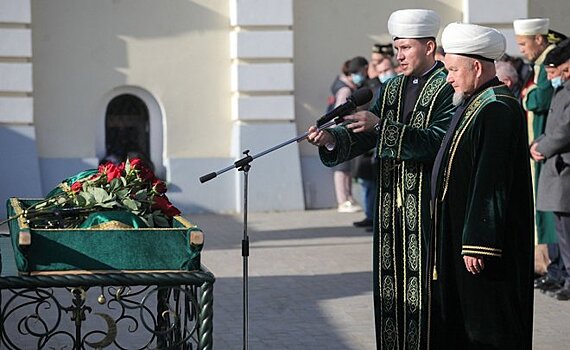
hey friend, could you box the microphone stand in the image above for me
[199,116,346,350]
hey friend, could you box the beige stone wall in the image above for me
[529,1,570,38]
[293,1,463,156]
[31,0,231,159]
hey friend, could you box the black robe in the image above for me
[320,63,455,349]
[430,79,534,349]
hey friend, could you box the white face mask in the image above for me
[379,72,396,83]
[551,76,563,89]
[351,73,366,86]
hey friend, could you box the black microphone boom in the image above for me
[316,87,373,127]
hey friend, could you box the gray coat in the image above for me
[536,80,570,213]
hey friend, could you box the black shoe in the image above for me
[544,286,563,297]
[554,288,570,301]
[535,276,563,291]
[353,218,373,228]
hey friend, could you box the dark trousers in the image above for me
[554,212,570,289]
[358,178,376,220]
[546,242,566,281]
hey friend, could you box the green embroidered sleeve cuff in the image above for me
[377,118,405,160]
[461,245,502,258]
[318,126,356,167]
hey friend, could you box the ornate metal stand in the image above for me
[0,270,214,350]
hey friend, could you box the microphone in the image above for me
[316,87,373,127]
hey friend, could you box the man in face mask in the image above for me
[347,56,369,88]
[530,38,570,301]
[376,58,397,84]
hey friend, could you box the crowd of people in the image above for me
[313,8,570,349]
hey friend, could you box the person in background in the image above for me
[531,39,570,300]
[326,57,367,213]
[495,60,520,91]
[498,53,530,98]
[435,45,445,61]
[375,58,397,84]
[354,52,398,229]
[514,17,559,279]
[307,9,455,348]
[432,22,534,348]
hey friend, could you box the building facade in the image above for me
[1,0,569,217]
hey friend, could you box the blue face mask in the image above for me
[551,76,563,89]
[379,72,396,83]
[351,73,365,86]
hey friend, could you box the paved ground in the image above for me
[191,209,570,350]
[2,209,570,349]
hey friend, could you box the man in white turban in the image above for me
[306,8,456,349]
[430,22,534,349]
[514,18,559,271]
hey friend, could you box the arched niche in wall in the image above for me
[96,86,166,179]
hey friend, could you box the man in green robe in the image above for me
[307,9,455,349]
[430,23,534,349]
[514,18,558,274]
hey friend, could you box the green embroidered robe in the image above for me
[431,82,534,349]
[320,67,455,349]
[522,44,557,244]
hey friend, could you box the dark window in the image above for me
[104,94,150,164]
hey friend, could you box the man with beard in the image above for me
[430,23,534,349]
[306,9,455,349]
[514,18,559,278]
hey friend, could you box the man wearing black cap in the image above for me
[531,39,570,300]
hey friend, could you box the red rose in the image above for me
[139,167,156,182]
[152,179,167,194]
[106,164,122,183]
[129,158,143,169]
[98,163,122,183]
[70,181,82,193]
[152,195,181,217]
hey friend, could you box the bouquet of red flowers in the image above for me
[6,158,181,229]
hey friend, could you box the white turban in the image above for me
[513,18,549,35]
[387,9,440,39]
[441,23,506,61]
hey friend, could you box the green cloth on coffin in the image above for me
[45,169,99,198]
[6,199,203,273]
[79,211,149,229]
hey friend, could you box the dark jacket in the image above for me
[536,79,570,213]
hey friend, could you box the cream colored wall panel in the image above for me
[0,97,33,123]
[0,63,32,92]
[31,0,231,159]
[0,29,32,57]
[230,31,293,59]
[463,0,527,24]
[0,0,31,23]
[232,63,294,92]
[230,0,293,26]
[497,28,520,57]
[529,0,570,37]
[232,95,294,120]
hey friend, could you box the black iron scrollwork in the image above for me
[0,271,214,350]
